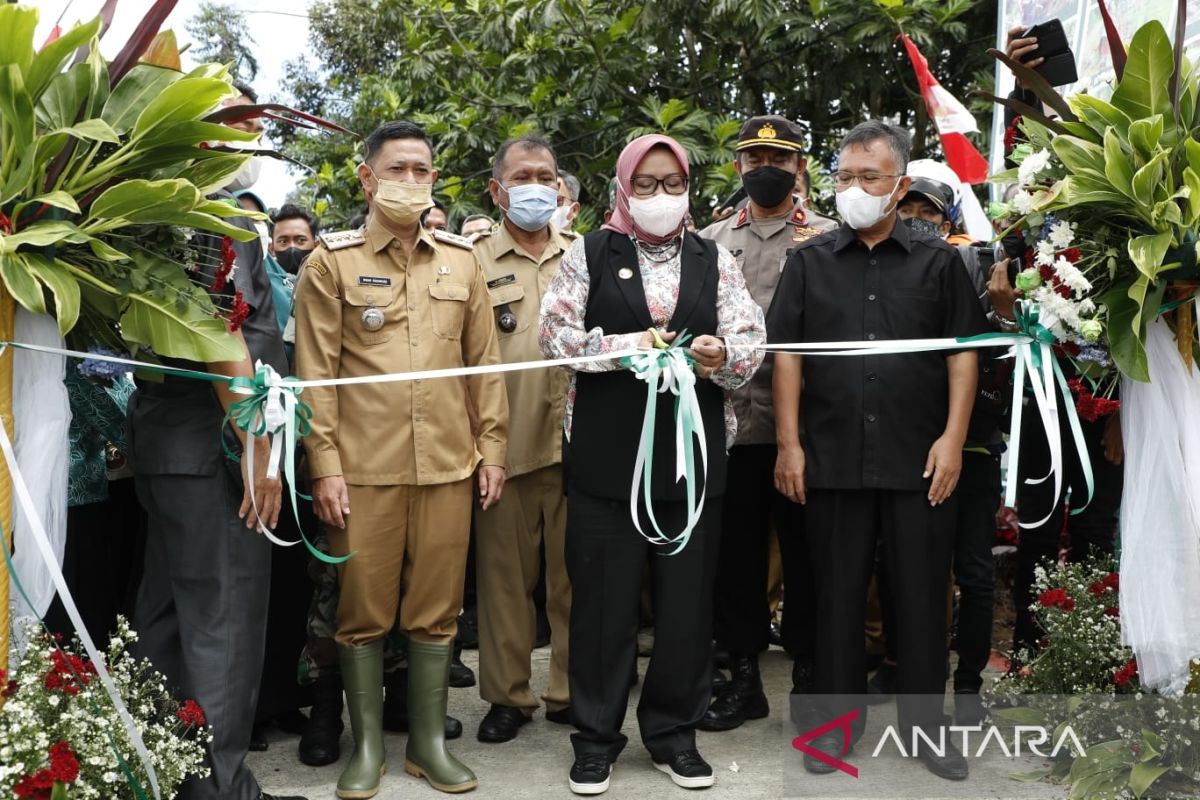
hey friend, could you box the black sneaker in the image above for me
[653,749,714,789]
[568,753,613,795]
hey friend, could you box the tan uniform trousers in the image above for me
[475,465,569,713]
[330,479,472,647]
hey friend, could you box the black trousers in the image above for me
[566,489,719,761]
[1013,411,1122,652]
[806,488,955,735]
[713,444,812,658]
[952,452,1001,692]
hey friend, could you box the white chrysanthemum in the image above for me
[1035,240,1057,266]
[1048,219,1075,248]
[1019,148,1052,184]
[1011,190,1035,214]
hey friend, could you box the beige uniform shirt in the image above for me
[474,223,573,478]
[699,201,837,445]
[293,215,508,486]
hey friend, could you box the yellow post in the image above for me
[0,285,14,673]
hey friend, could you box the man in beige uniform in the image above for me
[293,120,508,799]
[697,116,837,731]
[472,136,575,744]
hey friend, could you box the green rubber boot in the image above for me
[337,642,387,799]
[403,640,478,793]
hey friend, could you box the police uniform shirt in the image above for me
[293,214,508,486]
[700,200,836,446]
[474,223,572,477]
[765,220,988,492]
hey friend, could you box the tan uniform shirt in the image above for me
[293,215,508,486]
[474,222,572,477]
[699,201,837,445]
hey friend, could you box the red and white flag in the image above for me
[901,34,990,185]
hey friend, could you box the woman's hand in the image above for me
[1006,26,1043,87]
[690,335,725,379]
[638,329,677,349]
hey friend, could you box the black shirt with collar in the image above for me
[766,217,988,492]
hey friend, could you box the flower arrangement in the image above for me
[0,618,211,799]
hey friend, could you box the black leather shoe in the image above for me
[249,723,268,752]
[545,706,572,725]
[261,794,309,800]
[867,662,895,705]
[477,703,531,743]
[457,609,479,650]
[790,658,815,695]
[917,739,969,780]
[568,753,613,795]
[698,655,769,732]
[802,732,853,775]
[711,662,730,694]
[298,672,343,766]
[953,690,986,727]
[382,669,463,739]
[449,640,476,688]
[768,622,783,648]
[653,749,714,789]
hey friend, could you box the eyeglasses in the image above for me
[630,174,689,196]
[833,171,901,190]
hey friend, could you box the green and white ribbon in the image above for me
[623,333,707,555]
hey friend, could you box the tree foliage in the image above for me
[185,1,259,82]
[277,0,997,229]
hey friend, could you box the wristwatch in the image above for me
[988,310,1020,332]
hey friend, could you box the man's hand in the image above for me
[924,435,963,505]
[239,437,282,531]
[690,335,725,379]
[988,261,1021,322]
[774,443,807,505]
[313,475,351,529]
[1006,26,1043,87]
[478,465,506,510]
[1102,411,1124,465]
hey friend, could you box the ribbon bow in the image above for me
[1003,301,1094,526]
[226,362,346,564]
[623,331,708,555]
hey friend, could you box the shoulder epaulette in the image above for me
[318,229,367,251]
[433,228,475,250]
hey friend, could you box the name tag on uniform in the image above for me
[487,274,517,290]
[358,276,391,287]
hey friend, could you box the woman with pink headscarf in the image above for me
[539,134,764,794]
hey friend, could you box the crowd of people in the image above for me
[45,29,1125,800]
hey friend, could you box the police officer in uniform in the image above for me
[472,136,575,743]
[293,120,508,798]
[698,116,836,730]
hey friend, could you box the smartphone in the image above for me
[1020,18,1078,87]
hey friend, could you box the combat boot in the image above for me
[298,672,344,767]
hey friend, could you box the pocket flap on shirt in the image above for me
[429,283,470,301]
[343,284,394,307]
[488,284,525,307]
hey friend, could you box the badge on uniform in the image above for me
[361,306,385,332]
[358,276,391,287]
[498,311,518,333]
[618,267,634,280]
[438,265,451,276]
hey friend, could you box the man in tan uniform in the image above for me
[293,120,508,798]
[697,115,837,731]
[472,136,574,744]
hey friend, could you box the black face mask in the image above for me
[903,216,943,238]
[275,246,312,275]
[741,166,797,209]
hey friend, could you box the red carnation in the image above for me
[48,741,79,783]
[1005,116,1024,152]
[1038,588,1075,611]
[1061,247,1082,263]
[1023,248,1036,269]
[13,742,79,799]
[1055,282,1072,299]
[1113,658,1139,687]
[177,698,207,728]
[1104,572,1120,591]
[1105,606,1120,618]
[212,236,237,292]
[1039,263,1054,281]
[227,290,251,332]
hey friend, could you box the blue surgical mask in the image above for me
[501,183,559,232]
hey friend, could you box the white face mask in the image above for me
[226,156,264,191]
[628,192,689,238]
[550,204,572,231]
[835,179,901,230]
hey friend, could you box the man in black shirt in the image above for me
[767,121,986,781]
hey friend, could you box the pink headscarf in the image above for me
[602,133,691,246]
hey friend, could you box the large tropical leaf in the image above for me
[26,16,102,101]
[0,251,46,314]
[1111,21,1174,121]
[0,5,38,74]
[0,64,37,156]
[131,76,233,140]
[120,293,242,362]
[23,253,81,334]
[102,63,181,134]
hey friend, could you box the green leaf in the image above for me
[50,781,68,800]
[0,4,38,73]
[168,154,246,195]
[139,119,258,149]
[87,238,130,262]
[120,294,243,362]
[23,253,81,334]
[1052,136,1107,178]
[1069,94,1134,139]
[989,706,1048,726]
[1104,277,1168,382]
[0,141,37,206]
[131,77,235,140]
[1103,128,1135,198]
[1112,21,1175,120]
[1131,152,1168,208]
[1008,767,1053,782]
[0,252,45,313]
[1184,167,1200,224]
[1128,231,1174,279]
[37,61,91,130]
[55,118,120,144]
[26,16,102,101]
[1059,175,1128,206]
[88,178,203,222]
[1127,116,1164,161]
[0,221,92,253]
[0,64,36,154]
[20,191,80,215]
[1129,762,1169,797]
[102,63,184,133]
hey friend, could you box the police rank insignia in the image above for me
[792,225,823,242]
[361,306,385,331]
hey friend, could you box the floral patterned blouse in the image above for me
[538,233,765,447]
